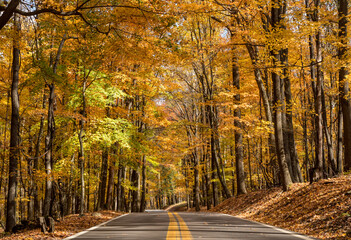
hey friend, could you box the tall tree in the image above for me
[232,51,247,195]
[270,0,293,190]
[6,13,21,233]
[338,0,351,172]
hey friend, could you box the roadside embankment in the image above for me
[210,175,351,240]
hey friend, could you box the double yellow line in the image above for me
[166,212,193,240]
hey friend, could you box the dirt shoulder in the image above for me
[209,175,351,240]
[0,210,123,240]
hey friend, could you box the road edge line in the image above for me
[64,213,130,239]
[219,213,317,240]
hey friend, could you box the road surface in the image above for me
[65,210,316,240]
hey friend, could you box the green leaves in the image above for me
[87,117,134,148]
[67,74,127,110]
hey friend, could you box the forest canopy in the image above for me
[0,0,350,234]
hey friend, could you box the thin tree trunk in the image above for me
[246,45,276,156]
[116,162,122,211]
[6,14,21,232]
[140,155,146,212]
[193,150,200,211]
[233,53,247,195]
[0,91,9,223]
[281,48,303,183]
[322,87,337,175]
[98,148,108,210]
[43,84,55,218]
[33,94,45,219]
[314,29,324,176]
[78,81,86,216]
[337,102,343,174]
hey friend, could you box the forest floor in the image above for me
[0,210,123,240]
[208,174,351,240]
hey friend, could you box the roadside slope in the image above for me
[210,175,351,240]
[0,211,123,240]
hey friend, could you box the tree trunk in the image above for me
[116,162,123,211]
[209,105,232,199]
[210,142,219,206]
[193,150,200,211]
[6,14,21,232]
[33,94,45,219]
[337,103,343,174]
[131,168,139,212]
[106,161,115,210]
[271,1,293,191]
[322,87,337,175]
[314,29,324,176]
[140,155,146,212]
[338,0,351,172]
[233,54,247,195]
[0,90,9,202]
[281,48,303,183]
[78,73,87,215]
[246,45,276,156]
[98,148,108,210]
[43,84,55,218]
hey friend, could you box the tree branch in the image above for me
[0,0,20,30]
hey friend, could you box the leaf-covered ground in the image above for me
[210,174,351,240]
[0,210,123,240]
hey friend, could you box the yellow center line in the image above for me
[167,212,181,240]
[174,212,193,240]
[166,212,193,240]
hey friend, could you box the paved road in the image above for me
[65,210,316,240]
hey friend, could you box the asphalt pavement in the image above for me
[64,210,317,240]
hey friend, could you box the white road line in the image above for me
[64,213,129,240]
[219,213,316,240]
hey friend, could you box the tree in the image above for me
[270,0,293,190]
[338,0,351,172]
[6,12,21,233]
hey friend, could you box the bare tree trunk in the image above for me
[106,161,115,210]
[131,168,139,212]
[209,104,232,199]
[322,87,337,175]
[116,162,123,211]
[314,29,324,177]
[98,148,108,210]
[338,0,351,172]
[233,54,247,195]
[140,155,146,212]
[43,33,65,218]
[246,45,276,157]
[0,91,9,201]
[281,48,303,183]
[210,142,218,206]
[6,14,21,232]
[0,91,9,224]
[271,1,293,191]
[337,103,343,174]
[43,84,55,218]
[33,94,45,219]
[193,150,200,211]
[78,78,86,216]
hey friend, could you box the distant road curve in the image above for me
[64,211,318,240]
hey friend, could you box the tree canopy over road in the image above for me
[0,0,350,234]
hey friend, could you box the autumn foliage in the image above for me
[0,0,350,237]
